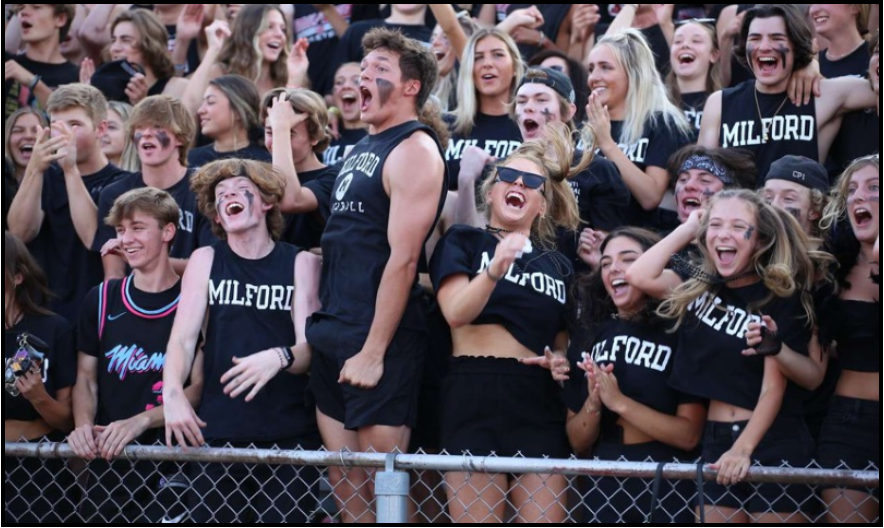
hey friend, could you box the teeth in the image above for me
[226,203,244,215]
[506,192,526,207]
[679,53,695,61]
[684,198,701,207]
[612,279,628,287]
[717,247,737,253]
[342,94,357,102]
[759,57,777,64]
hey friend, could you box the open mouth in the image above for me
[505,191,526,209]
[522,119,540,135]
[756,56,780,75]
[124,248,142,257]
[853,207,874,228]
[610,278,629,298]
[681,197,702,213]
[140,141,158,154]
[360,87,373,112]
[716,246,738,266]
[21,21,33,31]
[340,92,358,111]
[480,73,498,84]
[813,15,829,26]
[225,202,245,217]
[434,50,447,62]
[591,85,608,96]
[19,144,34,156]
[266,41,283,51]
[678,52,697,65]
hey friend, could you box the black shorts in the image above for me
[817,396,880,492]
[188,435,322,523]
[440,356,570,460]
[701,418,815,515]
[409,304,451,453]
[309,329,425,431]
[584,440,698,524]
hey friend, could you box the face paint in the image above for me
[745,226,756,241]
[377,78,395,107]
[156,130,172,149]
[869,194,880,203]
[133,132,145,143]
[541,108,554,125]
[702,188,716,199]
[746,44,758,67]
[675,182,686,197]
[243,189,255,207]
[775,44,790,66]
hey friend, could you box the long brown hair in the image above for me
[4,233,53,320]
[218,4,290,87]
[112,10,176,80]
[736,4,815,73]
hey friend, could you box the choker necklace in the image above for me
[485,225,517,236]
[754,87,789,144]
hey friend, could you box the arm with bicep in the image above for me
[626,212,700,299]
[743,316,827,391]
[698,91,723,148]
[162,248,213,448]
[817,77,879,127]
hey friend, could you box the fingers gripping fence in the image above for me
[4,442,880,524]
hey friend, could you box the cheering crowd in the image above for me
[3,3,880,524]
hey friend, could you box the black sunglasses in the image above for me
[496,166,547,190]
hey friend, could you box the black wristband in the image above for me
[279,347,295,371]
[755,327,783,357]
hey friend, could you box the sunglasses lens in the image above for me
[497,167,545,189]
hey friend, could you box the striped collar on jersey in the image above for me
[98,275,181,340]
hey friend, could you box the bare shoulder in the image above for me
[165,77,190,98]
[295,250,321,273]
[182,246,216,281]
[385,130,445,192]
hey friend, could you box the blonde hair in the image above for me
[480,124,589,245]
[261,88,332,154]
[820,155,880,233]
[191,159,286,241]
[659,190,830,329]
[5,108,47,167]
[111,10,176,80]
[594,29,691,145]
[127,95,197,167]
[452,29,525,137]
[107,101,140,173]
[47,83,109,126]
[105,187,181,248]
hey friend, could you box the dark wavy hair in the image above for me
[667,145,758,191]
[527,49,589,123]
[5,233,53,318]
[736,4,815,73]
[362,28,439,112]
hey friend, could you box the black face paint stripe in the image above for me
[745,226,756,241]
[156,130,172,149]
[376,78,394,107]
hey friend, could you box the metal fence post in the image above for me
[375,453,410,524]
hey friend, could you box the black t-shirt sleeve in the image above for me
[77,286,103,357]
[644,122,691,171]
[92,185,121,252]
[770,294,812,357]
[52,319,78,391]
[304,170,337,221]
[429,227,481,291]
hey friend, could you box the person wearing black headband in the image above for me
[669,145,757,227]
[431,130,589,523]
[761,155,830,238]
[629,190,832,523]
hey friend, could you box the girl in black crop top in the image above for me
[565,228,705,524]
[430,130,588,524]
[817,156,880,524]
[629,190,831,523]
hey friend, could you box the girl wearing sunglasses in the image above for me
[430,128,589,523]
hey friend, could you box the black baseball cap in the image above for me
[764,156,829,193]
[518,67,576,104]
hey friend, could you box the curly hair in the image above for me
[111,10,176,80]
[191,159,286,241]
[658,190,832,329]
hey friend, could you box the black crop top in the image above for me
[669,281,812,415]
[430,225,573,355]
[565,318,703,431]
[822,299,880,374]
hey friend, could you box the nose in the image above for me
[120,229,135,245]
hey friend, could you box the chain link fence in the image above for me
[4,441,879,524]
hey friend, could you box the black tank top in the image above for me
[201,241,315,442]
[720,81,819,185]
[822,299,880,374]
[148,76,170,97]
[310,121,448,345]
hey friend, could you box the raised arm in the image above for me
[56,122,99,249]
[7,128,65,243]
[268,93,321,214]
[429,4,469,63]
[626,212,699,299]
[77,3,120,57]
[180,20,229,117]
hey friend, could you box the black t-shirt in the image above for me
[681,91,709,142]
[599,117,691,228]
[569,156,632,232]
[303,166,339,223]
[186,143,271,169]
[202,241,316,442]
[564,317,702,437]
[3,314,77,423]
[641,24,673,77]
[669,282,812,416]
[819,46,881,178]
[720,81,819,186]
[28,164,129,323]
[445,113,523,191]
[323,127,368,166]
[78,277,180,439]
[282,166,339,250]
[430,225,573,355]
[92,171,217,260]
[306,121,448,352]
[506,4,572,60]
[334,21,433,77]
[4,54,79,120]
[294,4,355,96]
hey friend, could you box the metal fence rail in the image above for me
[4,442,880,524]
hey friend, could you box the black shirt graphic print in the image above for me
[444,113,523,191]
[78,277,181,444]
